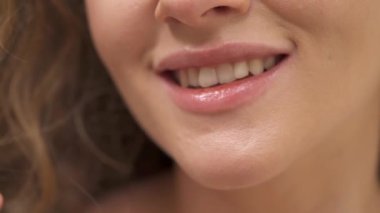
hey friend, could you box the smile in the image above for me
[172,55,285,88]
[156,42,294,113]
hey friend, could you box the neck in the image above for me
[173,109,380,213]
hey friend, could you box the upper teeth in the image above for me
[177,56,279,88]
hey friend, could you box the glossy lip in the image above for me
[155,42,294,113]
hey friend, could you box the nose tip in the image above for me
[155,0,250,27]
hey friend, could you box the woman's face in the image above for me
[86,0,380,188]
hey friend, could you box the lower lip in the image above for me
[160,56,291,114]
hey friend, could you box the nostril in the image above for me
[203,5,243,17]
[203,6,232,16]
[214,6,230,13]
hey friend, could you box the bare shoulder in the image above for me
[85,170,175,213]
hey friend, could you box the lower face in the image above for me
[86,0,380,189]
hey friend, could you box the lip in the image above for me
[155,42,294,113]
[155,42,291,72]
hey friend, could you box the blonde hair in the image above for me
[0,1,170,212]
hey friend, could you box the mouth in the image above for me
[155,42,293,113]
[164,54,286,89]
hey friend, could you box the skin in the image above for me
[85,0,380,212]
[0,193,3,210]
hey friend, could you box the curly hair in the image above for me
[0,1,171,212]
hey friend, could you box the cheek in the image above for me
[265,0,380,45]
[264,0,350,28]
[85,0,157,73]
[265,0,380,105]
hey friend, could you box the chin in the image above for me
[173,137,289,190]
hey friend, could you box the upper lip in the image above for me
[154,42,293,73]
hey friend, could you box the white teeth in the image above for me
[175,55,282,88]
[249,59,264,75]
[234,61,250,79]
[188,68,199,87]
[264,57,276,70]
[199,67,218,88]
[216,63,235,84]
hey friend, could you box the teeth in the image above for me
[199,67,218,88]
[264,57,276,70]
[249,59,264,75]
[178,71,189,87]
[216,63,235,84]
[234,61,250,79]
[188,68,199,87]
[175,55,282,88]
